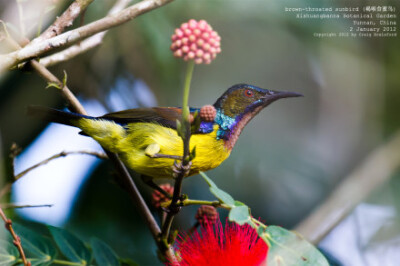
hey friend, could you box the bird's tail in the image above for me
[27,105,93,126]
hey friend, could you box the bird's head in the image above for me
[213,84,302,119]
[212,84,302,147]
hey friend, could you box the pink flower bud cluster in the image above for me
[195,205,219,226]
[200,105,217,122]
[171,19,221,64]
[151,184,174,209]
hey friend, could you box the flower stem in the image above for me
[181,60,195,163]
[161,60,196,247]
[251,218,265,227]
[182,60,195,125]
[182,199,230,209]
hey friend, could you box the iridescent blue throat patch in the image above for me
[214,109,236,140]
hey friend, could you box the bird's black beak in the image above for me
[262,89,303,104]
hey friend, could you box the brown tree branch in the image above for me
[40,0,132,67]
[32,0,94,44]
[295,130,400,244]
[0,0,173,72]
[0,207,30,266]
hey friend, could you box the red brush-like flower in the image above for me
[170,220,268,266]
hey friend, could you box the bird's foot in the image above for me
[162,205,181,215]
[172,161,192,178]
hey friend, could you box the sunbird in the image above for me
[28,84,301,181]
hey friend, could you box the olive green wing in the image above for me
[100,107,187,130]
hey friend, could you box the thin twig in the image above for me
[0,203,53,209]
[14,150,107,180]
[9,142,21,178]
[0,0,174,72]
[1,143,20,198]
[1,146,107,198]
[0,207,30,266]
[295,130,400,244]
[149,153,183,160]
[40,0,132,67]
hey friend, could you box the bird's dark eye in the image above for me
[244,89,254,97]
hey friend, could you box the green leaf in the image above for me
[13,223,56,265]
[62,70,68,87]
[48,226,92,265]
[190,110,201,133]
[209,186,235,206]
[119,258,139,266]
[90,238,120,266]
[189,146,196,160]
[228,205,251,225]
[200,172,235,206]
[0,240,19,265]
[29,258,54,266]
[265,226,329,266]
[176,119,183,137]
[234,200,246,206]
[45,81,61,90]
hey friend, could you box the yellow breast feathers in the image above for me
[74,118,231,178]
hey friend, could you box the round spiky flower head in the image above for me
[199,105,217,122]
[151,184,173,208]
[171,19,221,64]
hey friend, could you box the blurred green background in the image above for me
[0,0,399,265]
